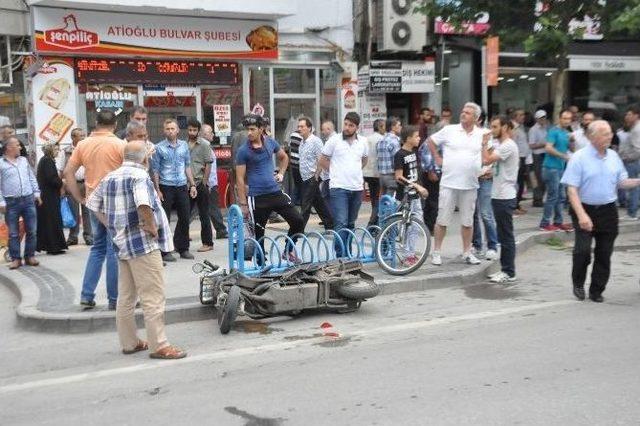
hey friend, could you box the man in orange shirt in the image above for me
[64,110,125,310]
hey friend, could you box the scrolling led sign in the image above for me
[75,59,239,85]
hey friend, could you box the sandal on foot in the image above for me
[122,340,149,355]
[149,345,187,360]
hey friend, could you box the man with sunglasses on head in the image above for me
[235,114,304,263]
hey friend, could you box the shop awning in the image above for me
[27,0,296,20]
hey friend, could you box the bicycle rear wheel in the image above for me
[375,217,431,275]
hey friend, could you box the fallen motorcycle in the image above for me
[193,259,380,334]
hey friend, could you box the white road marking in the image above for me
[0,300,574,394]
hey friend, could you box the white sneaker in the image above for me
[431,252,442,266]
[487,271,501,279]
[489,271,517,283]
[485,249,498,260]
[463,252,481,265]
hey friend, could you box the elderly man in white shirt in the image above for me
[427,102,486,266]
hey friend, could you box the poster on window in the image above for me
[213,104,232,137]
[340,82,359,124]
[25,56,78,164]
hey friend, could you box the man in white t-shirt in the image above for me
[571,110,595,151]
[427,102,485,266]
[482,116,520,283]
[319,112,368,257]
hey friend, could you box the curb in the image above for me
[5,223,638,333]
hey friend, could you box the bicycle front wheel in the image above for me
[375,216,431,275]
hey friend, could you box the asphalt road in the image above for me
[1,237,640,425]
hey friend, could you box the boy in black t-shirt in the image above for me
[393,125,428,265]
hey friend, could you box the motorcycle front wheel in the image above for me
[218,285,241,334]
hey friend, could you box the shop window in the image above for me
[273,68,315,94]
[582,72,640,125]
[320,68,338,126]
[274,98,316,144]
[81,84,138,134]
[0,71,27,129]
[248,67,270,117]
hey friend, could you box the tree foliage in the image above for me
[611,0,640,34]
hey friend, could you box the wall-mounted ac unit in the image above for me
[376,0,427,52]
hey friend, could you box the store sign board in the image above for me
[486,36,499,87]
[85,85,135,115]
[24,57,78,164]
[569,57,640,72]
[369,61,435,93]
[33,7,278,60]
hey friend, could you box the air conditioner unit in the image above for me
[376,0,427,52]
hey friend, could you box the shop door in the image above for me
[142,86,198,142]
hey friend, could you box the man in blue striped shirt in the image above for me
[0,137,41,269]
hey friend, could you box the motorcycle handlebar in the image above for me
[203,259,219,271]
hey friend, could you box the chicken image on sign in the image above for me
[213,105,231,137]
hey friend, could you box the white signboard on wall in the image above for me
[369,61,435,93]
[213,104,232,137]
[569,57,640,72]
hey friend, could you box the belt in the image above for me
[76,179,84,183]
[582,202,616,209]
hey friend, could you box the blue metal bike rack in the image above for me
[227,196,397,276]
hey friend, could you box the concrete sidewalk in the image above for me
[1,202,637,332]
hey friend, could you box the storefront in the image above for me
[568,44,640,125]
[26,5,342,205]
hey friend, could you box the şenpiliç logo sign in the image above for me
[44,14,99,50]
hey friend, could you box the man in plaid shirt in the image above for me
[377,116,402,196]
[87,141,187,360]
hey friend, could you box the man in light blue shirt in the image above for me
[151,118,198,262]
[0,137,41,269]
[561,120,640,302]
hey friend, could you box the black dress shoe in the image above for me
[573,286,585,301]
[589,293,604,303]
[179,251,195,260]
[67,238,78,246]
[162,253,177,262]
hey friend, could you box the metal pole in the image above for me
[481,44,488,117]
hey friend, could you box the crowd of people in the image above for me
[1,98,639,358]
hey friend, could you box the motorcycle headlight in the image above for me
[199,277,217,305]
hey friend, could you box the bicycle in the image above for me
[375,192,431,275]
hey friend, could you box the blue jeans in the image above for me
[540,167,564,227]
[330,188,363,258]
[473,179,498,251]
[5,195,37,260]
[492,198,516,277]
[80,212,118,303]
[624,160,640,217]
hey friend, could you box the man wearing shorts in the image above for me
[427,102,486,266]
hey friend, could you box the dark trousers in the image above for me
[570,203,618,296]
[421,173,440,234]
[492,198,517,277]
[301,177,333,230]
[68,181,92,242]
[249,191,304,255]
[516,157,528,208]
[190,182,213,246]
[208,185,227,235]
[364,176,380,226]
[160,184,191,253]
[532,153,545,206]
[290,167,303,205]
